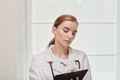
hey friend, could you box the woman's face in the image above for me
[52,21,78,47]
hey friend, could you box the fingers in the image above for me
[70,76,79,80]
[70,79,73,80]
[76,76,79,80]
[67,67,76,73]
[68,68,79,80]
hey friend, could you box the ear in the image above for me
[52,26,57,35]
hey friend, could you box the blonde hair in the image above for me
[48,14,78,47]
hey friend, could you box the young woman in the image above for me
[29,14,92,80]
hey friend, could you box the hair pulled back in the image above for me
[48,14,78,47]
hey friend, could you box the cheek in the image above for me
[57,31,66,39]
[57,30,64,36]
[72,37,75,41]
[58,32,64,38]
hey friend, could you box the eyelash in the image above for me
[72,32,76,36]
[63,29,76,36]
[63,30,68,33]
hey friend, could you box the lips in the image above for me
[65,40,71,43]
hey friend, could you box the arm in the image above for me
[29,59,42,80]
[82,54,92,80]
[29,64,41,80]
[29,57,44,80]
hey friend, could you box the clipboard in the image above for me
[54,69,88,80]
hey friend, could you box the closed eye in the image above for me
[72,32,77,36]
[63,27,77,35]
[63,27,69,33]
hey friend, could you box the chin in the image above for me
[59,42,71,48]
[63,43,70,48]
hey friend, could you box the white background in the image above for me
[32,0,116,80]
[16,0,120,80]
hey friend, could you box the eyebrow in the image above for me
[63,27,69,30]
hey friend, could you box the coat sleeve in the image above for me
[82,54,92,80]
[29,57,44,80]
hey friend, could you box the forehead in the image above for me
[58,21,78,29]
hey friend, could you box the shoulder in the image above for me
[69,47,88,60]
[30,51,48,64]
[70,47,87,55]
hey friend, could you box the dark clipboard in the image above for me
[54,69,88,80]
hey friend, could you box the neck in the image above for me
[52,44,69,59]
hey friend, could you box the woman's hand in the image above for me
[70,76,79,80]
[67,68,80,80]
[67,67,76,73]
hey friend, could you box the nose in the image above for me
[67,32,74,40]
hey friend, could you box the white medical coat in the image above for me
[29,45,92,80]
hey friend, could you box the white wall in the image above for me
[116,0,120,80]
[32,0,116,80]
[0,0,16,80]
[16,0,26,79]
[16,0,32,80]
[16,0,119,80]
